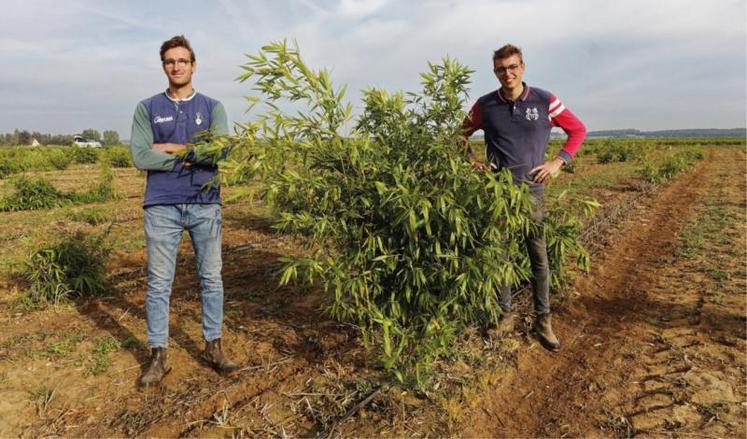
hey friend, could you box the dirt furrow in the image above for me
[463,149,745,437]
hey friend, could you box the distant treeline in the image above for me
[586,128,746,138]
[0,128,121,146]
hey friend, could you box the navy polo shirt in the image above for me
[467,85,556,192]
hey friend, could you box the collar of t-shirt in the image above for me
[497,82,530,103]
[164,89,197,103]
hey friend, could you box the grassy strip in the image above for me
[676,154,745,296]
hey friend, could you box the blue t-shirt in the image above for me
[134,91,225,206]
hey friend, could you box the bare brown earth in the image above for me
[462,148,747,437]
[0,147,744,437]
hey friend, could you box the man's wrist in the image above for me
[557,150,572,165]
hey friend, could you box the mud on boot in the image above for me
[202,338,240,373]
[534,313,560,352]
[139,347,172,387]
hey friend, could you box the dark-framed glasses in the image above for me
[494,63,522,75]
[163,58,192,68]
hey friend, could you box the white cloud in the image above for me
[338,0,389,18]
[0,0,744,135]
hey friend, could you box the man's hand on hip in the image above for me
[471,159,487,172]
[530,157,564,184]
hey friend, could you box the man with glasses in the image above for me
[130,35,239,387]
[462,44,587,351]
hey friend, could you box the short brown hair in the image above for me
[493,44,523,64]
[160,35,196,62]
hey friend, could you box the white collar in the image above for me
[164,89,196,102]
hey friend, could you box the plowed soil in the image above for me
[1,147,744,437]
[462,148,746,437]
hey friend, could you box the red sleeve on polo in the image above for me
[462,101,483,136]
[548,94,586,162]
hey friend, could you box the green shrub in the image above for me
[544,194,599,290]
[74,147,99,164]
[0,176,65,211]
[22,228,112,306]
[0,158,15,178]
[0,148,59,177]
[597,139,646,164]
[228,41,591,387]
[66,206,113,225]
[638,148,704,184]
[71,163,117,203]
[0,149,26,178]
[47,149,73,170]
[574,140,600,157]
[104,147,133,168]
[682,149,704,161]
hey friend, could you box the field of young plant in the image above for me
[0,45,744,436]
[0,137,743,437]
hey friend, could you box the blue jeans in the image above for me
[143,204,224,348]
[499,192,550,315]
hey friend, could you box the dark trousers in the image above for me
[499,193,550,315]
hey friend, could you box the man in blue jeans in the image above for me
[130,35,239,386]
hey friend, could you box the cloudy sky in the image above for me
[1,0,745,138]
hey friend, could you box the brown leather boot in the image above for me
[139,347,172,387]
[488,312,516,338]
[202,339,240,373]
[535,313,560,352]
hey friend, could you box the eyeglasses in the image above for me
[494,63,522,75]
[163,58,192,68]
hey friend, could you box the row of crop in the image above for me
[642,137,744,147]
[585,140,705,184]
[638,149,704,184]
[551,136,742,154]
[0,163,118,212]
[5,162,120,307]
[547,138,706,184]
[0,146,132,178]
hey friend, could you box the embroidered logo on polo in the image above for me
[525,107,539,121]
[153,115,174,124]
[195,112,203,126]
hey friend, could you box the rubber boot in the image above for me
[202,339,240,373]
[139,347,172,387]
[535,313,560,352]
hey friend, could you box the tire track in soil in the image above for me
[462,149,745,437]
